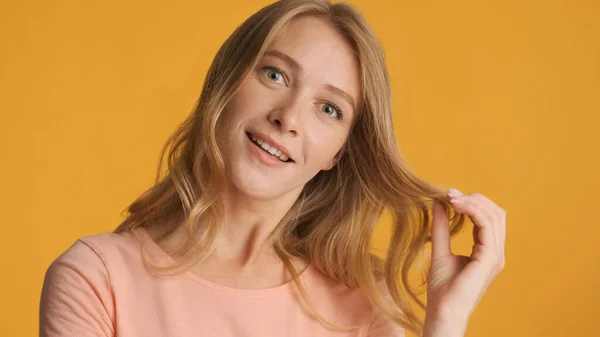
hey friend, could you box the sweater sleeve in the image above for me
[40,239,115,337]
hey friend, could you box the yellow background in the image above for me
[1,0,598,336]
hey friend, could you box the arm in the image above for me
[40,240,115,337]
[422,315,467,337]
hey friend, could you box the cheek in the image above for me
[225,80,273,122]
[304,127,348,165]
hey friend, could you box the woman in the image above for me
[40,0,506,336]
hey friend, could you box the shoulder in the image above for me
[40,230,141,337]
[77,229,143,261]
[44,229,147,288]
[364,280,406,337]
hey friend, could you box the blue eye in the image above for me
[322,103,343,120]
[262,66,285,84]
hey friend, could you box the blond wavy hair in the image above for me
[115,0,467,334]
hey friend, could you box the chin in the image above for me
[218,133,309,202]
[224,160,291,200]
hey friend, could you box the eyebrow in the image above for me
[263,49,357,110]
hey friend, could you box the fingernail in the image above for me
[450,198,465,204]
[448,188,463,197]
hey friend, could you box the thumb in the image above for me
[431,201,452,259]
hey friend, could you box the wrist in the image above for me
[423,313,468,337]
[425,303,472,327]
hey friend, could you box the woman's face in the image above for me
[218,16,361,200]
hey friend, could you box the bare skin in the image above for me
[147,16,360,289]
[147,15,507,337]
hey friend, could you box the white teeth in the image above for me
[249,133,291,162]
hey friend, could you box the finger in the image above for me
[454,193,505,253]
[449,190,507,268]
[431,201,452,259]
[472,224,480,245]
[466,193,506,254]
[449,198,496,247]
[467,193,504,221]
[452,193,497,225]
[501,211,506,254]
[454,251,497,302]
[468,194,504,251]
[463,193,506,254]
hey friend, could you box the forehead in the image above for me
[265,16,361,110]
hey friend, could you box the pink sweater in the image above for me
[40,228,405,336]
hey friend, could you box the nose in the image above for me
[267,94,303,137]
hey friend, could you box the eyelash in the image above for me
[261,66,344,121]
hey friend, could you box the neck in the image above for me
[214,181,303,267]
[146,181,306,273]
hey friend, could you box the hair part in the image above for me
[115,0,467,335]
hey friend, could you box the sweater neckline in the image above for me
[132,227,315,297]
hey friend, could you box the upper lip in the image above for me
[247,131,294,161]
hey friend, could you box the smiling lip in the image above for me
[246,135,292,167]
[245,131,294,162]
